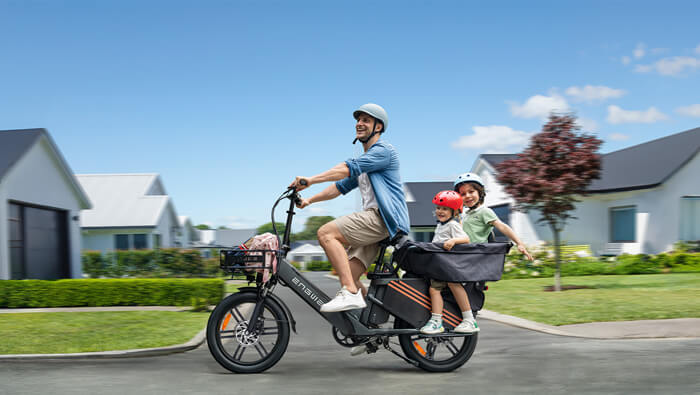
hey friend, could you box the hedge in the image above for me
[502,250,700,279]
[82,249,222,278]
[0,278,224,308]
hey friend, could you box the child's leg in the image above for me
[448,283,480,333]
[447,282,471,313]
[429,286,443,314]
[421,283,446,334]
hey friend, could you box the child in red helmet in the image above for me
[420,190,474,334]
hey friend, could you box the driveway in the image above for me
[1,272,699,394]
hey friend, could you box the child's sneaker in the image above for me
[420,319,444,334]
[454,319,480,334]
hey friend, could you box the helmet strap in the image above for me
[353,119,380,144]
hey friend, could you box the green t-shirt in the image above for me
[462,206,499,243]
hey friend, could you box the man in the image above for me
[290,103,410,312]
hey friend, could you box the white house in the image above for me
[288,241,327,269]
[175,216,199,248]
[0,128,92,279]
[468,127,700,255]
[77,174,180,253]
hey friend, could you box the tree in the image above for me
[195,224,211,230]
[257,222,286,235]
[292,216,335,242]
[495,113,602,291]
[217,226,231,230]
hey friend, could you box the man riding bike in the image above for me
[290,103,410,312]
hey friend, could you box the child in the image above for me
[420,190,475,334]
[453,172,533,260]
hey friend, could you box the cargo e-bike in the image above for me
[206,185,511,373]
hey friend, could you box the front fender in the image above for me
[237,287,297,333]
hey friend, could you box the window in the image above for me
[680,197,700,241]
[610,206,636,242]
[115,234,129,250]
[490,204,511,242]
[116,234,150,250]
[312,255,323,262]
[133,234,148,249]
[411,230,434,242]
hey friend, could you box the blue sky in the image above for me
[1,1,699,231]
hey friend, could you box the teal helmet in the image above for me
[453,172,484,189]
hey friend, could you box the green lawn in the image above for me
[0,311,209,355]
[484,273,700,326]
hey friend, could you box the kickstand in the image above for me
[383,341,419,367]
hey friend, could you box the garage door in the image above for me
[8,202,69,279]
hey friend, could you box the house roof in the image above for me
[477,127,700,193]
[290,240,320,250]
[0,128,91,208]
[76,174,177,228]
[404,181,453,227]
[289,243,326,255]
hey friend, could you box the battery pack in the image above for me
[382,278,464,329]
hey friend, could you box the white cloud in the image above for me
[634,56,700,76]
[621,56,631,65]
[650,47,669,56]
[565,85,626,103]
[633,42,646,59]
[609,133,630,141]
[607,105,669,124]
[219,216,257,229]
[451,125,532,153]
[676,104,700,117]
[509,93,569,119]
[576,117,599,132]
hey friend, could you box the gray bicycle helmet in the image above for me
[353,103,388,132]
[453,172,485,189]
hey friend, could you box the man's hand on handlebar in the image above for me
[295,198,311,209]
[289,177,310,192]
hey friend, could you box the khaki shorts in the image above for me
[430,279,448,290]
[334,208,390,269]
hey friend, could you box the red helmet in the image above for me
[432,190,463,213]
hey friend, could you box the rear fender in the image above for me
[238,287,297,333]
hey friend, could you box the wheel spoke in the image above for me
[254,343,269,358]
[443,338,460,356]
[232,344,245,360]
[231,306,247,322]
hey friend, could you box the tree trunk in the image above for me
[550,222,561,292]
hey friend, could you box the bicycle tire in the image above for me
[207,291,290,373]
[394,318,478,372]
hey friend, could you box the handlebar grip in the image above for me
[299,179,308,186]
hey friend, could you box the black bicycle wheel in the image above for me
[207,292,290,373]
[394,318,478,372]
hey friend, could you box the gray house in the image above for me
[0,129,92,279]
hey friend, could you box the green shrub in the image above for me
[611,254,661,275]
[290,261,302,270]
[0,278,224,308]
[307,261,332,271]
[82,251,107,278]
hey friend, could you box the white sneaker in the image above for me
[454,320,480,334]
[320,287,366,312]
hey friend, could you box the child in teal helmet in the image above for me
[452,173,533,332]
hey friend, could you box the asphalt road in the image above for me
[2,272,699,395]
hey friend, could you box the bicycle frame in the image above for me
[246,187,462,339]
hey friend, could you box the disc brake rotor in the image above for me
[234,321,260,346]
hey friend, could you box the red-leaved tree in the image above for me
[495,114,602,291]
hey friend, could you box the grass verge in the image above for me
[484,273,700,326]
[0,311,209,354]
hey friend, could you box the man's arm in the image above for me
[291,162,350,192]
[296,184,341,209]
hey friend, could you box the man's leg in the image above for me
[317,221,357,293]
[349,257,367,297]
